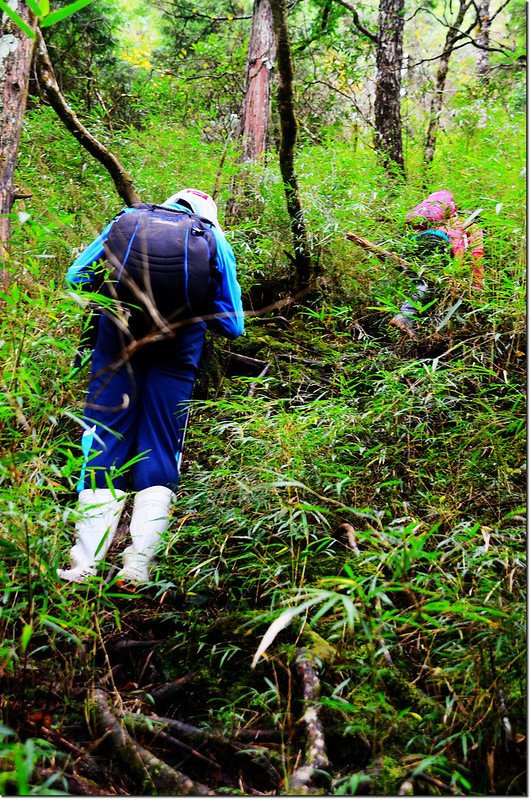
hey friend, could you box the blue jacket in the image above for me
[66,203,245,339]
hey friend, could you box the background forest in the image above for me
[0,0,526,795]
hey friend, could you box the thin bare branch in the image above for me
[331,0,377,42]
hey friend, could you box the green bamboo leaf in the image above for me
[25,0,44,16]
[310,596,339,624]
[0,0,36,37]
[40,0,50,15]
[39,0,94,27]
[436,297,464,332]
[21,623,33,654]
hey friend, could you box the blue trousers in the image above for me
[78,314,206,492]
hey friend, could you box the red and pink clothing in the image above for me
[405,190,484,289]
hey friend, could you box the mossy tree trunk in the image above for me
[269,0,313,291]
[373,0,406,179]
[0,2,38,287]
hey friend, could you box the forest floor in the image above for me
[0,295,526,797]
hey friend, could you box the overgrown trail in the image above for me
[1,302,525,795]
[0,0,525,788]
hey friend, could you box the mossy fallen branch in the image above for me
[289,647,331,794]
[122,712,282,788]
[91,690,213,795]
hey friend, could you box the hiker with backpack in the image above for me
[57,188,244,586]
[389,190,484,339]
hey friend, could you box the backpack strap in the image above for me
[116,215,142,280]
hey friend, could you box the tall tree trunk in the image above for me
[226,0,276,225]
[269,0,313,291]
[35,30,140,206]
[0,2,38,285]
[476,0,491,80]
[423,0,471,172]
[240,0,276,163]
[374,0,406,178]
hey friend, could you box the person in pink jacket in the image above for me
[390,190,484,338]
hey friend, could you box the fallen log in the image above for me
[234,727,282,743]
[39,768,103,797]
[124,713,234,748]
[91,690,213,795]
[122,712,282,787]
[124,721,221,771]
[345,232,410,270]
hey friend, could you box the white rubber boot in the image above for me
[57,488,127,583]
[116,485,175,584]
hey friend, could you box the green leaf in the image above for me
[24,0,44,16]
[40,0,94,27]
[436,297,464,332]
[0,0,36,37]
[20,623,32,654]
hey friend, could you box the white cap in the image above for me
[164,188,221,230]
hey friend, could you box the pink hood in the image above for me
[405,190,457,229]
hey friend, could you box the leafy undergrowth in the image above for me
[0,273,526,794]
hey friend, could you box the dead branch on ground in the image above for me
[91,690,213,795]
[289,648,331,794]
[122,712,282,787]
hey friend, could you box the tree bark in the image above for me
[0,2,38,286]
[289,648,331,793]
[225,0,276,224]
[423,0,471,172]
[269,0,313,290]
[373,0,406,178]
[240,0,276,163]
[476,0,491,80]
[34,30,140,207]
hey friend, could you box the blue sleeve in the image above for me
[66,209,130,289]
[208,229,245,339]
